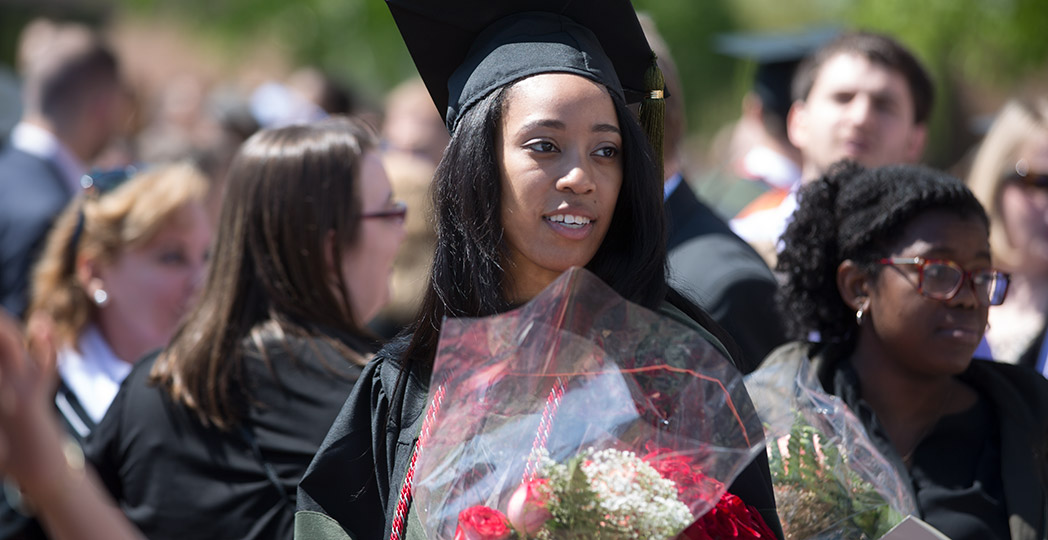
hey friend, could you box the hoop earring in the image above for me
[93,289,109,307]
[855,307,864,327]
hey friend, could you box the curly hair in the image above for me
[776,161,988,346]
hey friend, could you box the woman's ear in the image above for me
[837,259,871,311]
[76,255,109,306]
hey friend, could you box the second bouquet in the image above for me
[409,268,773,539]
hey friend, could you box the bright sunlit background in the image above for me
[2,0,1046,173]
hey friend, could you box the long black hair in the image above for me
[400,77,737,374]
[776,161,988,351]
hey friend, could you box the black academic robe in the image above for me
[84,327,368,540]
[665,180,787,373]
[296,309,785,540]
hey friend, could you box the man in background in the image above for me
[731,31,934,265]
[698,29,836,220]
[0,20,127,318]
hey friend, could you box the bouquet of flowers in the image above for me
[744,349,917,539]
[411,268,774,539]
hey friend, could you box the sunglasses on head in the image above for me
[79,164,141,195]
[65,165,143,271]
[1004,158,1048,190]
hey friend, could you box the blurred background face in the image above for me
[340,151,405,324]
[93,201,212,362]
[497,74,623,302]
[789,53,925,179]
[999,129,1048,274]
[864,210,991,377]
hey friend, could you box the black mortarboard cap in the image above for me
[716,28,838,120]
[386,0,662,134]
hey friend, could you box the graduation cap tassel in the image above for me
[639,52,665,180]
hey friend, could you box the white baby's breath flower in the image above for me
[539,447,693,539]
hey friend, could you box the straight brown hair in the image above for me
[151,116,377,429]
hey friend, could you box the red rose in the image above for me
[680,492,777,539]
[641,443,725,504]
[455,506,513,540]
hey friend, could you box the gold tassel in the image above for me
[638,52,665,180]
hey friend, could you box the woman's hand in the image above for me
[0,309,143,540]
[0,310,67,501]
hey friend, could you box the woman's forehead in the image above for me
[888,210,990,258]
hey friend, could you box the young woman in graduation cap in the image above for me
[296,2,784,539]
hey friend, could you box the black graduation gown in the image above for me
[664,179,787,373]
[85,327,368,540]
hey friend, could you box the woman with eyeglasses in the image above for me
[967,98,1048,377]
[40,116,402,540]
[0,117,405,540]
[764,160,1047,540]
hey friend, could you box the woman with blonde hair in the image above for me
[1,163,211,540]
[0,117,404,540]
[967,97,1048,374]
[29,163,212,440]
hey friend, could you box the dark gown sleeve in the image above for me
[296,358,389,540]
[296,336,428,540]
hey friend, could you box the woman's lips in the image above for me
[544,212,594,240]
[937,324,983,345]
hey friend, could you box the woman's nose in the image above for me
[555,157,595,194]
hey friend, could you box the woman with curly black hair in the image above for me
[765,160,1048,540]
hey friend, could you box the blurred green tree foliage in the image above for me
[5,0,1045,167]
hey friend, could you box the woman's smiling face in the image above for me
[496,73,623,302]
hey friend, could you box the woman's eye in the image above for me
[594,146,618,158]
[158,251,187,265]
[526,141,557,153]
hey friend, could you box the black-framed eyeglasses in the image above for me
[66,165,142,270]
[1004,158,1048,190]
[361,200,408,222]
[878,257,1010,306]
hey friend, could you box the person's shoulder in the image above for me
[0,147,69,215]
[968,359,1048,388]
[0,145,55,182]
[374,333,411,364]
[243,324,369,378]
[100,352,169,422]
[967,359,1048,419]
[82,352,168,464]
[758,341,811,368]
[670,232,773,278]
[120,351,162,392]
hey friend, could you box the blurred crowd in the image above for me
[0,10,1046,540]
